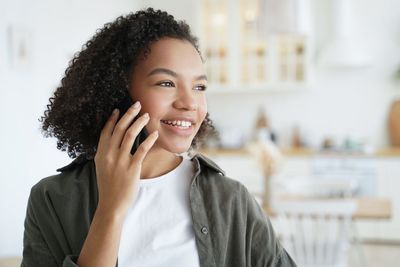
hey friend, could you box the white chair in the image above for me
[272,175,358,199]
[274,199,357,267]
[271,176,368,267]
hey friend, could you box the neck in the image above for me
[140,147,183,179]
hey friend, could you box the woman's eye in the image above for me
[158,81,175,87]
[194,85,207,91]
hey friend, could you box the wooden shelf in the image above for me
[198,147,400,157]
[374,147,400,157]
[198,147,250,156]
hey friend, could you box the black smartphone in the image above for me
[116,96,149,155]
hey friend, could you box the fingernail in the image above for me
[153,130,159,137]
[133,101,140,108]
[143,113,149,118]
[113,108,119,114]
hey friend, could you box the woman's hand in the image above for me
[78,102,158,267]
[94,101,158,219]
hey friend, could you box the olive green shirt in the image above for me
[21,153,296,267]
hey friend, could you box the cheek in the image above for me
[198,97,208,121]
[135,94,164,117]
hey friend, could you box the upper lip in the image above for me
[161,117,196,124]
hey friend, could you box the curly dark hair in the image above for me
[40,8,217,161]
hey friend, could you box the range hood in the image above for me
[318,0,371,68]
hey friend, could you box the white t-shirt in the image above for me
[118,157,201,267]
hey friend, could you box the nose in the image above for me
[173,87,198,111]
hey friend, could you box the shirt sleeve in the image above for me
[21,188,80,267]
[243,187,297,267]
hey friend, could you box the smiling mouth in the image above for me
[160,121,195,137]
[160,120,193,129]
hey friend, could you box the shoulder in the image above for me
[191,152,257,210]
[29,158,96,205]
[191,152,248,193]
[24,159,97,262]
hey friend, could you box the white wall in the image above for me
[1,0,400,257]
[0,0,137,256]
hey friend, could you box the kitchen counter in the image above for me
[264,197,392,220]
[198,146,400,241]
[199,147,400,157]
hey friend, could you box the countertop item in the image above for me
[389,99,400,146]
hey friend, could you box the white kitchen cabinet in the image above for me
[200,0,312,93]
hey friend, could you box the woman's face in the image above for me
[129,38,208,154]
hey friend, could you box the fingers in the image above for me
[97,109,119,154]
[130,130,159,166]
[109,103,142,152]
[119,113,150,156]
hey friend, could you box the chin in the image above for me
[167,144,191,154]
[156,139,192,155]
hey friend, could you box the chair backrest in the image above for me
[274,199,356,267]
[272,175,358,199]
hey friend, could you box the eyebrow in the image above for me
[147,67,208,81]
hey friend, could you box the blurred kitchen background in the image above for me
[1,0,400,266]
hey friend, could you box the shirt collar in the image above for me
[56,155,89,172]
[191,153,225,176]
[57,152,225,176]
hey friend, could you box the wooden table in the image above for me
[263,197,392,220]
[351,197,392,219]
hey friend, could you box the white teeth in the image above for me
[163,120,192,127]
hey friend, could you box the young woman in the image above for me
[21,8,296,267]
